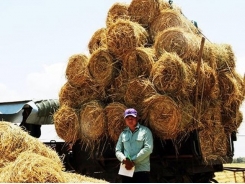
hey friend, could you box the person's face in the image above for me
[125,116,137,131]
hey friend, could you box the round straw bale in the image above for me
[157,3,200,35]
[142,94,181,140]
[0,151,65,183]
[154,27,201,60]
[106,19,148,59]
[76,79,107,104]
[190,62,220,100]
[199,100,222,128]
[178,99,196,132]
[53,105,79,143]
[218,71,244,110]
[201,41,218,69]
[149,9,191,41]
[104,102,127,143]
[88,48,117,87]
[107,72,128,103]
[79,100,106,143]
[122,47,155,80]
[59,82,82,109]
[106,3,130,27]
[62,172,108,183]
[199,124,228,164]
[65,54,90,87]
[151,52,195,98]
[213,43,236,71]
[124,77,156,110]
[59,80,104,109]
[88,28,107,54]
[0,121,63,168]
[221,109,243,133]
[128,0,164,27]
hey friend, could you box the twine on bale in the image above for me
[154,27,201,61]
[53,105,79,144]
[190,62,220,100]
[88,48,118,87]
[79,100,106,149]
[199,124,228,164]
[150,52,195,98]
[0,151,65,183]
[122,47,155,80]
[65,54,90,87]
[142,94,181,140]
[106,19,148,59]
[124,77,157,111]
[0,121,63,168]
[104,102,127,143]
[106,2,130,27]
[88,28,107,54]
[128,0,167,27]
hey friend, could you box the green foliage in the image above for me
[232,157,245,163]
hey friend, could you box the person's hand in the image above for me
[123,158,134,170]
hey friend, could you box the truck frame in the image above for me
[46,128,235,183]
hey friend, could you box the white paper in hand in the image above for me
[118,163,135,177]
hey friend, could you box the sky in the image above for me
[0,0,244,157]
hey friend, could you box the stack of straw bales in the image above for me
[54,0,245,163]
[0,121,107,183]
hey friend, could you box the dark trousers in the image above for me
[121,171,150,183]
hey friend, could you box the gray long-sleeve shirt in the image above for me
[115,123,153,172]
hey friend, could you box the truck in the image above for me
[56,4,245,183]
[52,38,243,182]
[0,100,239,183]
[47,126,236,183]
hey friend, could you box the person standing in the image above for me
[115,108,153,183]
